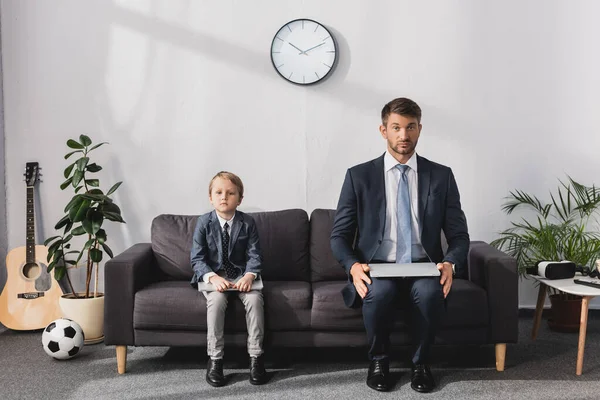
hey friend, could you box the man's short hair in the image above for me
[381,97,422,125]
[209,171,244,198]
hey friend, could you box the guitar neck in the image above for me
[26,186,35,263]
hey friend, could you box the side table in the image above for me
[529,274,600,375]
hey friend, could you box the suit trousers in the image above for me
[202,288,264,359]
[362,276,445,364]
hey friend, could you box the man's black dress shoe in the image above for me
[206,358,226,387]
[366,359,390,392]
[411,364,435,393]
[249,355,268,385]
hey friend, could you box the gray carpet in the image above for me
[1,315,599,400]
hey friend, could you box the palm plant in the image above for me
[44,135,125,298]
[491,177,600,279]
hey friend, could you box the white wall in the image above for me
[2,0,600,307]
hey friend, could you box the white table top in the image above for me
[530,274,600,297]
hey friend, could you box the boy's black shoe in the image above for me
[411,364,435,393]
[206,358,226,387]
[249,355,268,385]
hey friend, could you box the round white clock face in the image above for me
[270,19,337,85]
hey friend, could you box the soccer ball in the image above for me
[42,318,85,360]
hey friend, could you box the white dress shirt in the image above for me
[202,212,257,283]
[373,151,428,262]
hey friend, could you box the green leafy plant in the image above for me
[491,177,600,284]
[45,135,125,298]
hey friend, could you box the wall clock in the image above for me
[270,19,338,85]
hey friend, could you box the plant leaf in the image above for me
[75,157,89,171]
[64,195,82,213]
[79,134,92,146]
[88,142,107,151]
[69,199,91,222]
[60,177,73,190]
[67,139,84,149]
[63,164,75,179]
[101,242,114,258]
[71,225,87,236]
[44,235,61,246]
[96,229,107,244]
[103,212,125,223]
[86,163,102,173]
[54,266,67,281]
[54,214,71,230]
[90,248,103,263]
[106,181,122,196]
[72,170,84,187]
[85,179,99,187]
[82,209,103,235]
[65,150,82,159]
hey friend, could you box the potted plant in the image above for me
[491,177,600,331]
[45,134,125,343]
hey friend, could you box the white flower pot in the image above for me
[59,293,105,344]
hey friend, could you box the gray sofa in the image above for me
[104,209,518,374]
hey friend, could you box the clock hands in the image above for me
[302,42,326,54]
[287,42,306,54]
[288,41,326,55]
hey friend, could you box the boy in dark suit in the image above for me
[190,171,267,387]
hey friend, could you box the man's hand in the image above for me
[234,273,255,292]
[437,262,453,298]
[209,275,232,292]
[350,263,372,299]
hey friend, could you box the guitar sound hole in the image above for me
[22,263,41,280]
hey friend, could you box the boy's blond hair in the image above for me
[208,171,244,198]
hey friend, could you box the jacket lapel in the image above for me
[209,211,223,261]
[373,154,386,235]
[229,212,243,257]
[417,155,430,236]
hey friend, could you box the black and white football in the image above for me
[42,318,85,360]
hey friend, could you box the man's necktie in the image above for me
[222,223,238,279]
[395,164,412,263]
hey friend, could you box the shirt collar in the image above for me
[384,150,418,173]
[216,211,236,228]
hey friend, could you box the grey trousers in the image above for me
[202,289,264,359]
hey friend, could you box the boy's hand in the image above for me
[234,273,255,292]
[209,275,232,292]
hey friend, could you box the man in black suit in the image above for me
[330,98,469,393]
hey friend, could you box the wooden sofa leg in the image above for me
[117,345,127,374]
[495,343,506,371]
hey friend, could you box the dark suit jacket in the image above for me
[330,153,470,308]
[190,210,262,287]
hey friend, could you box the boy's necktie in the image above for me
[222,223,238,279]
[395,164,412,263]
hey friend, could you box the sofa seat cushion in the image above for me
[311,281,364,331]
[311,279,488,332]
[134,280,312,332]
[263,281,312,331]
[134,281,207,331]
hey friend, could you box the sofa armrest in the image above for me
[104,243,160,345]
[468,241,518,343]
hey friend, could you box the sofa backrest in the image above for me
[151,209,310,282]
[309,209,347,282]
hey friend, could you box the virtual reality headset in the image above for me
[526,260,576,280]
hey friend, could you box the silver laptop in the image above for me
[369,262,440,278]
[197,276,264,292]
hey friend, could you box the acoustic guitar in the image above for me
[0,162,63,330]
